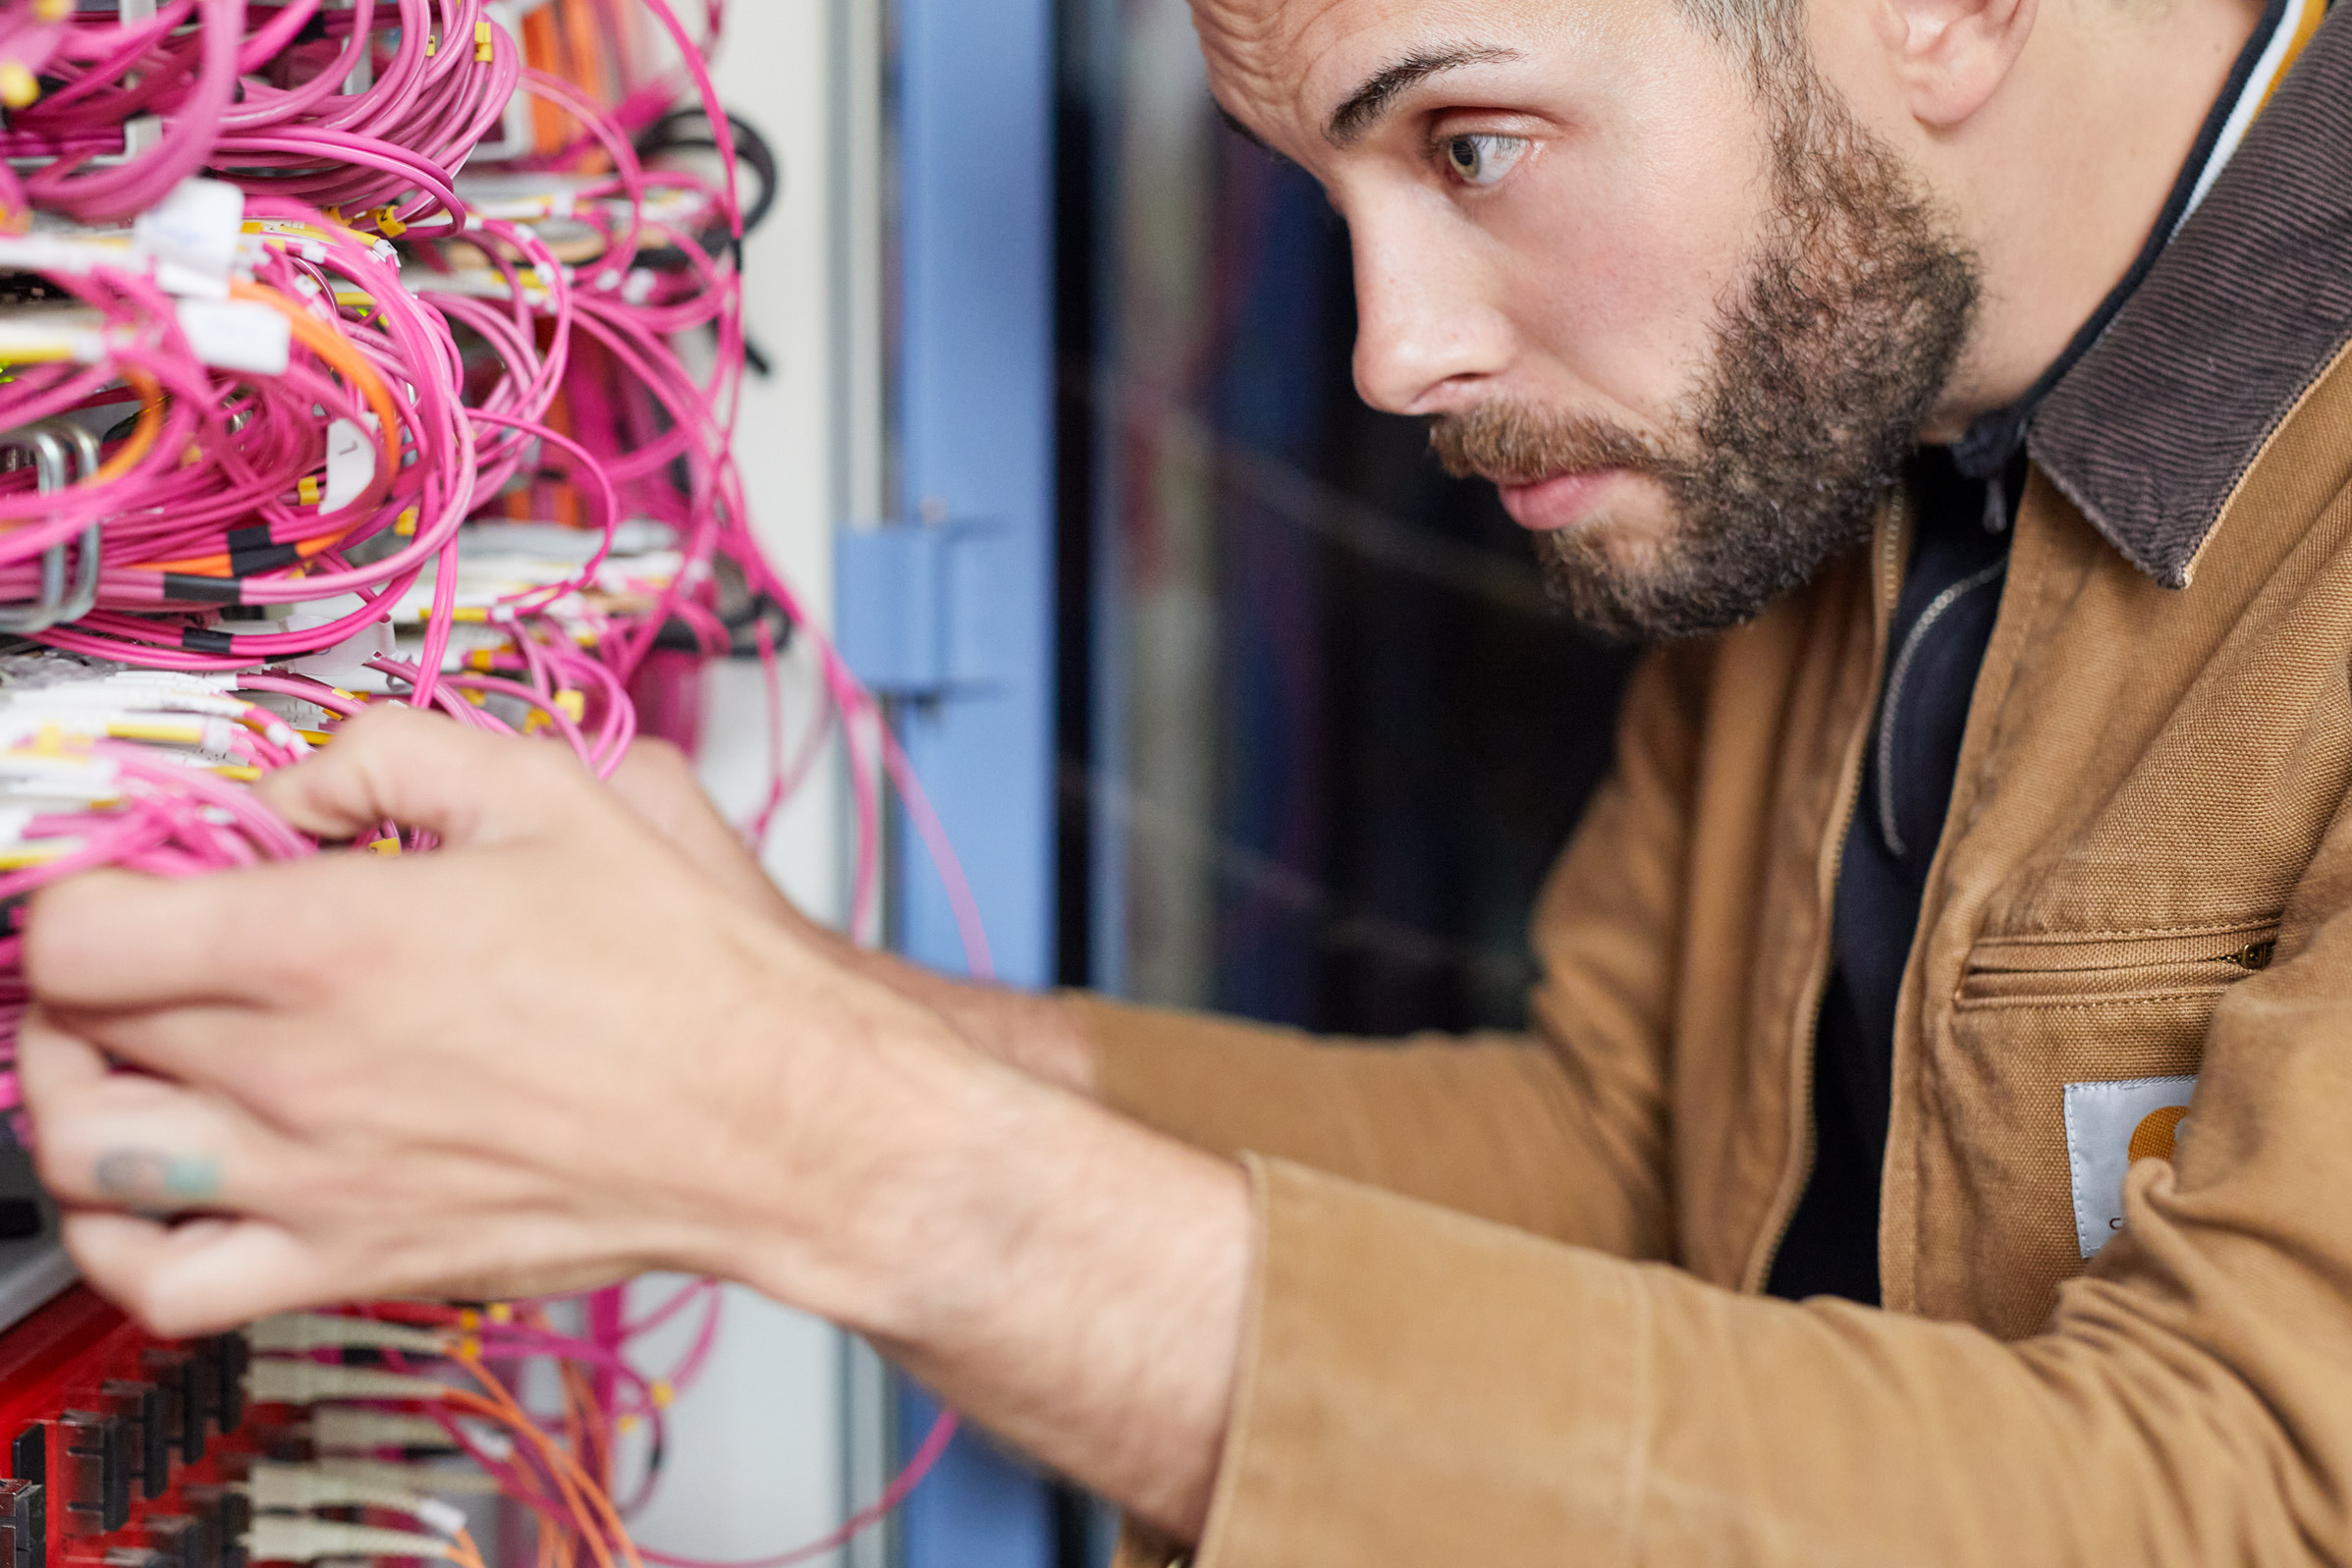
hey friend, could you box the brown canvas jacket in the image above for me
[1077,10,2352,1563]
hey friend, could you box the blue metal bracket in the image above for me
[852,0,1059,1556]
[834,521,1014,698]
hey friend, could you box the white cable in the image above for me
[309,1409,462,1453]
[244,1517,456,1563]
[249,1313,449,1356]
[245,1360,450,1405]
[245,1463,471,1537]
[315,1457,501,1497]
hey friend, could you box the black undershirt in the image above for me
[1766,450,2015,1304]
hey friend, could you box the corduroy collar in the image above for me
[2028,0,2352,588]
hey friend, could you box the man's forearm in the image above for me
[806,926,1100,1096]
[745,1038,1245,1540]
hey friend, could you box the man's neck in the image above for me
[1918,0,2269,441]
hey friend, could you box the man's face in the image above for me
[1196,0,1981,640]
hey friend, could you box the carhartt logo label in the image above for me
[2063,1076,2196,1259]
[2129,1105,2187,1162]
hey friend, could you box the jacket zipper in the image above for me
[1873,559,2007,856]
[1749,491,1908,1292]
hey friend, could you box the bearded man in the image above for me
[19,0,2352,1558]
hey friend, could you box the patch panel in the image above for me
[0,1290,252,1568]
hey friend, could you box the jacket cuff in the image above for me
[1191,1156,1647,1568]
[1058,992,1324,1155]
[1108,1522,1189,1568]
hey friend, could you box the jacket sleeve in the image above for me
[1069,645,1706,1262]
[1152,812,2352,1568]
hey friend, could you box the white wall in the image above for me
[622,1,885,1563]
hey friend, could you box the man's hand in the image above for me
[604,735,806,922]
[19,705,964,1325]
[16,707,1246,1539]
[604,733,1101,1095]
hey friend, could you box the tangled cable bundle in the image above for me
[0,0,974,1557]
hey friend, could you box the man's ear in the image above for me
[1872,0,2039,126]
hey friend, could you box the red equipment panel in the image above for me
[0,1289,254,1568]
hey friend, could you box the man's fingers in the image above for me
[28,1002,263,1089]
[26,870,312,1013]
[25,1048,276,1215]
[254,703,595,848]
[11,1007,109,1106]
[62,1211,333,1338]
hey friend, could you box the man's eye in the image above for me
[1443,134,1528,188]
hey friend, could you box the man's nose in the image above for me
[1348,196,1514,415]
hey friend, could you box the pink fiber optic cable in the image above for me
[0,0,988,1547]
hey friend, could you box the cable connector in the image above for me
[309,1408,461,1453]
[244,1517,455,1563]
[244,1462,469,1534]
[245,1359,449,1406]
[316,1456,500,1496]
[248,1313,448,1356]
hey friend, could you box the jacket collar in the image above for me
[2029,0,2352,588]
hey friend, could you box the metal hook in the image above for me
[0,421,102,635]
[49,422,102,627]
[0,427,72,635]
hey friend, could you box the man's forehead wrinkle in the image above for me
[1189,0,1349,138]
[1326,44,1520,145]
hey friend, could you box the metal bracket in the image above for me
[0,420,103,634]
[833,520,1012,698]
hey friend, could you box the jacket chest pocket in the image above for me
[1955,920,2280,1011]
[1922,919,2281,1337]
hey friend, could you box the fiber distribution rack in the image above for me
[0,1,909,1563]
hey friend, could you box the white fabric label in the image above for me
[136,178,246,298]
[176,298,290,375]
[2063,1074,2196,1258]
[321,417,376,511]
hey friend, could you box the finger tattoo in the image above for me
[92,1149,222,1207]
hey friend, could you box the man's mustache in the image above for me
[1429,404,1676,487]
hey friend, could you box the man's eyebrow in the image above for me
[1327,45,1519,146]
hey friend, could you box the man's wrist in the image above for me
[717,984,1246,1535]
[816,935,1100,1097]
[778,1036,1052,1341]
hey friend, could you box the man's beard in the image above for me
[1430,73,1981,643]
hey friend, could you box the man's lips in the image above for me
[1495,468,1631,532]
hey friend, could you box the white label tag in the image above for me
[136,178,246,298]
[2063,1074,2195,1258]
[412,1497,467,1538]
[321,417,376,511]
[176,298,291,375]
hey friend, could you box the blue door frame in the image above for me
[840,0,1062,1562]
